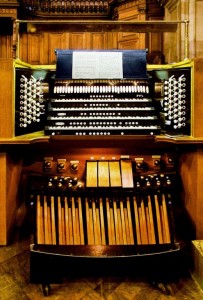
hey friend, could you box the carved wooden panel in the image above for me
[106,32,118,49]
[146,17,163,56]
[118,32,145,50]
[19,31,117,64]
[69,32,88,50]
[0,18,14,58]
[0,7,17,19]
[0,0,167,63]
[0,0,170,63]
[0,35,12,58]
[19,33,28,62]
[27,33,43,65]
[91,33,107,49]
[19,0,111,19]
[117,0,142,19]
[116,1,146,50]
[47,32,69,64]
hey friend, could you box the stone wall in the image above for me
[164,0,203,62]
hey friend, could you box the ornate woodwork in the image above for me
[18,0,113,19]
[0,0,166,63]
[0,0,18,58]
[0,0,18,18]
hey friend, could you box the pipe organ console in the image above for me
[14,50,192,137]
[1,51,201,296]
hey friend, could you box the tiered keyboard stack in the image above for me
[45,79,161,136]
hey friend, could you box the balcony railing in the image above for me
[19,0,113,18]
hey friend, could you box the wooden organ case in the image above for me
[1,50,203,296]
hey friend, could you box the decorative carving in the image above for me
[0,8,16,14]
[0,0,18,3]
[12,19,18,58]
[18,0,117,19]
[0,0,18,18]
[0,1,18,59]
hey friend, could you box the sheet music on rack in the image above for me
[55,49,148,79]
[72,51,123,79]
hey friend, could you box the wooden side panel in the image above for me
[0,59,14,138]
[0,153,7,245]
[6,154,23,242]
[0,35,13,58]
[180,149,203,239]
[193,58,203,138]
[0,152,23,245]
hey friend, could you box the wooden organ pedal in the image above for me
[31,159,176,249]
[26,150,188,298]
